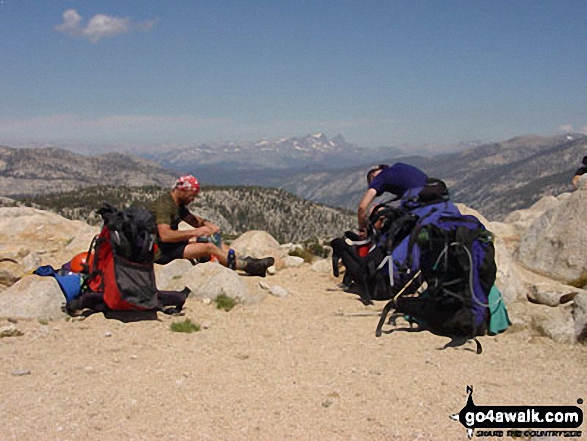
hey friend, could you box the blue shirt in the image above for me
[369,163,428,197]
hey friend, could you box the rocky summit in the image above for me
[0,179,586,440]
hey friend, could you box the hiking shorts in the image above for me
[154,241,188,265]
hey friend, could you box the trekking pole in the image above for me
[392,269,421,302]
[375,269,421,337]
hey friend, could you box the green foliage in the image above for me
[12,184,355,243]
[304,240,329,259]
[288,248,314,263]
[170,319,201,333]
[15,185,166,226]
[288,238,331,262]
[215,294,236,312]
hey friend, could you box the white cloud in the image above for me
[55,9,157,43]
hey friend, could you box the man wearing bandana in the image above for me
[151,175,274,277]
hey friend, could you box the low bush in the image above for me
[170,319,200,333]
[215,294,236,312]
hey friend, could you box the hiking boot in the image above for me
[243,256,275,277]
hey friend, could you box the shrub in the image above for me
[170,319,200,333]
[288,248,313,263]
[215,294,236,312]
[307,241,329,259]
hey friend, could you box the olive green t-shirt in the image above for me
[150,192,190,231]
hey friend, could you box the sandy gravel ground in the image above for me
[1,266,586,441]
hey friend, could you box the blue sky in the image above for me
[0,0,586,150]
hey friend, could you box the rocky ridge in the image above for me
[0,145,177,196]
[9,185,355,245]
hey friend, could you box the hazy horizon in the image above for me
[2,130,583,159]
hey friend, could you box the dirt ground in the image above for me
[1,266,585,441]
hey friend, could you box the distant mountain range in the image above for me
[1,132,585,221]
[139,133,403,185]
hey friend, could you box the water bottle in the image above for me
[227,249,236,270]
[211,232,223,247]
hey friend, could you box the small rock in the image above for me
[202,298,212,305]
[258,281,270,291]
[266,266,277,275]
[269,285,289,298]
[311,259,332,273]
[11,369,31,376]
[104,331,113,337]
[284,256,304,268]
[202,321,211,330]
[0,324,23,338]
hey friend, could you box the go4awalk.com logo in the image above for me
[450,386,583,439]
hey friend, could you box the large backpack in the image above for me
[331,179,451,304]
[67,203,188,314]
[332,179,510,351]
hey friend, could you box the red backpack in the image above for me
[71,203,188,314]
[87,225,159,310]
[86,204,158,310]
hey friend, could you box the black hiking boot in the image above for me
[243,257,275,277]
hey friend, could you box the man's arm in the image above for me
[156,223,200,243]
[183,213,220,234]
[357,188,377,234]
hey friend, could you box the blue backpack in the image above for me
[332,179,510,352]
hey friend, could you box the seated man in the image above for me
[151,175,274,277]
[357,163,428,235]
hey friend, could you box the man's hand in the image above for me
[202,222,221,235]
[190,226,215,238]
